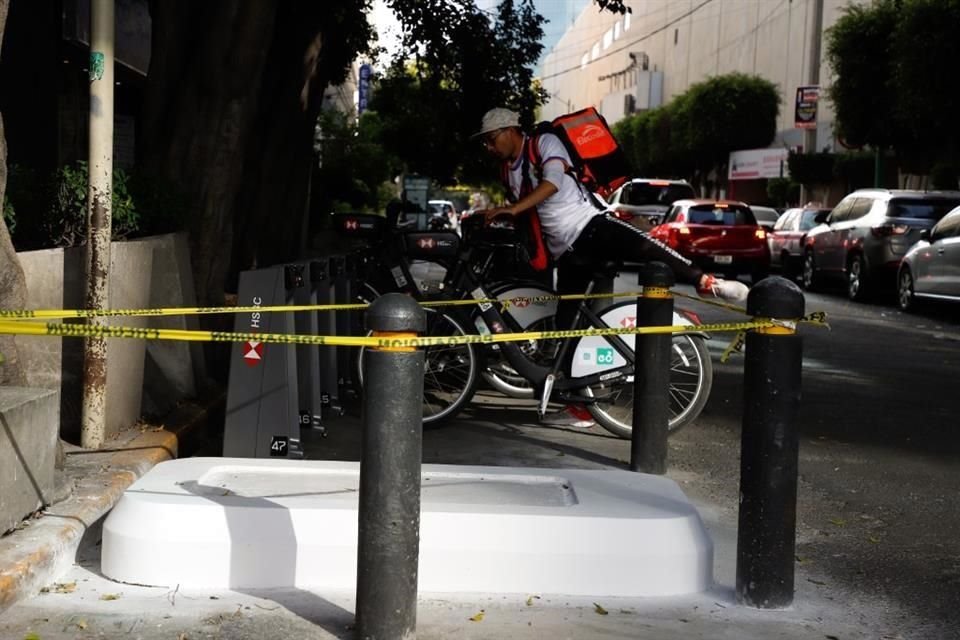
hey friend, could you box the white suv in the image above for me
[604,178,696,231]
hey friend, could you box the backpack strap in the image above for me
[527,132,606,212]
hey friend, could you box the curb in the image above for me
[0,427,177,614]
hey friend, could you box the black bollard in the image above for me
[355,293,426,640]
[736,276,805,608]
[631,262,675,474]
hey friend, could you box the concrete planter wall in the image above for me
[15,233,203,443]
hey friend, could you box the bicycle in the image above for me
[336,211,713,437]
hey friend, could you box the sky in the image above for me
[370,0,591,75]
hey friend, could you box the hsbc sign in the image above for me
[246,295,263,366]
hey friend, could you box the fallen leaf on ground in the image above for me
[50,582,76,594]
[99,593,120,601]
[76,618,87,630]
[24,633,41,640]
[807,578,827,586]
[868,535,882,544]
[526,595,540,606]
[593,603,608,615]
[469,610,485,622]
[829,518,846,527]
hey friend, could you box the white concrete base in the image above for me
[101,458,712,597]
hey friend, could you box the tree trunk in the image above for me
[141,1,279,308]
[142,1,369,309]
[231,4,329,274]
[0,0,29,387]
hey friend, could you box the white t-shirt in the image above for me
[505,133,603,258]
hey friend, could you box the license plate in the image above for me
[714,255,733,264]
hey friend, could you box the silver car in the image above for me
[750,205,781,231]
[802,189,960,300]
[897,206,960,311]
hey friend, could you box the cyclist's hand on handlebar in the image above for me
[480,207,515,227]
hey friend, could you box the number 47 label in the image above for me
[270,436,289,457]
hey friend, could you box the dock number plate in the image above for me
[270,436,289,457]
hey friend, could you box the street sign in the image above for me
[794,85,820,130]
[358,63,372,114]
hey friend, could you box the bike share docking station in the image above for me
[222,254,363,459]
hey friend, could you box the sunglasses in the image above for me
[482,129,505,148]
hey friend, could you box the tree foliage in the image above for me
[893,0,960,172]
[372,0,546,184]
[314,109,400,214]
[827,0,960,176]
[613,73,780,186]
[825,0,898,150]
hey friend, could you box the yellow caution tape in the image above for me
[0,290,653,321]
[0,318,784,348]
[720,331,747,363]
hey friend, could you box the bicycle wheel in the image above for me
[584,334,713,438]
[481,316,559,398]
[357,308,478,427]
[475,282,559,398]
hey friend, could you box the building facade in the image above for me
[540,0,866,154]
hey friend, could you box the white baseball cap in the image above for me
[472,107,520,138]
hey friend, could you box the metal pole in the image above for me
[81,0,114,449]
[631,262,675,474]
[355,293,425,640]
[803,0,824,157]
[736,276,805,608]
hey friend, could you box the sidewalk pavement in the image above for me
[0,392,912,639]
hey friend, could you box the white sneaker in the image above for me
[540,405,595,428]
[697,274,750,305]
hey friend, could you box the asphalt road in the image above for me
[636,280,960,638]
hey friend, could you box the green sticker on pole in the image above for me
[90,52,105,82]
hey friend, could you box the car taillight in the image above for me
[665,225,690,248]
[871,224,909,237]
[754,228,766,239]
[613,208,634,220]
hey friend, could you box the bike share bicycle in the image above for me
[334,211,713,438]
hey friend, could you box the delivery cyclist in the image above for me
[473,107,749,427]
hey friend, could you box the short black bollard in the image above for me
[355,293,426,640]
[631,261,675,474]
[736,276,805,608]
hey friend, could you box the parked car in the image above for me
[428,199,459,232]
[750,205,781,230]
[768,206,831,278]
[801,189,960,300]
[897,205,960,311]
[605,178,696,231]
[649,199,770,282]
